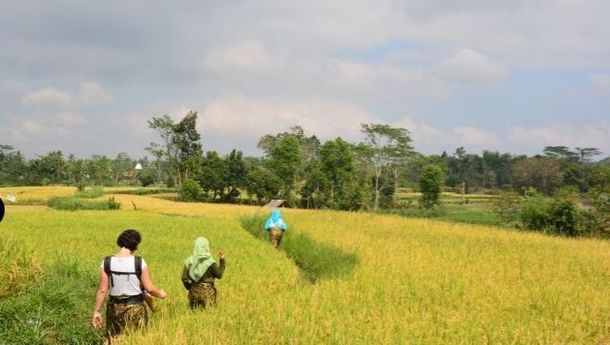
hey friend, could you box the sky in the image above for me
[1,0,609,159]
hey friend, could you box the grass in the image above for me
[48,196,121,210]
[1,189,610,344]
[390,204,501,226]
[0,256,102,344]
[239,214,358,282]
[0,239,43,300]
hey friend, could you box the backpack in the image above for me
[103,256,142,288]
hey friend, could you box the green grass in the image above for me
[388,204,501,226]
[48,196,121,211]
[435,204,501,225]
[108,188,177,195]
[0,256,102,344]
[239,214,358,282]
[74,186,105,199]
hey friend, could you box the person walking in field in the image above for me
[264,208,288,249]
[91,229,167,338]
[181,237,225,309]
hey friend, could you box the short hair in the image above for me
[116,229,141,251]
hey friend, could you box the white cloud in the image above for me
[21,87,73,108]
[200,94,380,144]
[20,82,112,109]
[436,49,508,83]
[507,123,610,154]
[202,41,275,71]
[453,126,499,145]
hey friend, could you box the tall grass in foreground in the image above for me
[0,255,101,344]
[0,239,42,300]
[2,192,610,344]
[239,214,358,282]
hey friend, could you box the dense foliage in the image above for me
[1,112,609,236]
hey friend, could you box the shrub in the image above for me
[419,165,444,209]
[74,185,104,198]
[48,196,121,211]
[179,178,203,202]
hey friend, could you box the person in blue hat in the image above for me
[264,208,288,248]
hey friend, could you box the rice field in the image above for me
[1,187,610,344]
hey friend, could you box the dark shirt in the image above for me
[181,258,225,289]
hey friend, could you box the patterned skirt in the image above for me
[188,282,217,309]
[106,301,147,337]
[269,227,283,248]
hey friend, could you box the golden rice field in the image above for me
[1,187,610,344]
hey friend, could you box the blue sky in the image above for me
[1,0,609,159]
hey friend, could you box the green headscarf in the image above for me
[184,237,216,282]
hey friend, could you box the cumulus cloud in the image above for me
[21,87,73,108]
[436,49,508,83]
[200,94,380,147]
[20,82,112,109]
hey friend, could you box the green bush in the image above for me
[419,165,444,209]
[48,196,121,211]
[74,186,104,199]
[503,190,587,237]
[179,178,203,202]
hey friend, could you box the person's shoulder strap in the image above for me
[103,256,114,287]
[134,256,142,280]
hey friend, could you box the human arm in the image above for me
[91,269,109,328]
[140,267,167,299]
[209,250,226,279]
[181,265,192,290]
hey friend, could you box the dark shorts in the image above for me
[106,301,148,337]
[188,282,217,309]
[269,227,283,248]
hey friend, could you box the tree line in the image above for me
[1,111,609,213]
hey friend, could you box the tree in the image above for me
[268,135,302,195]
[512,157,563,194]
[30,151,65,185]
[173,111,203,184]
[198,151,227,200]
[245,164,281,204]
[419,165,444,209]
[360,123,414,211]
[543,146,578,161]
[224,150,246,203]
[145,142,165,184]
[319,138,354,206]
[148,111,203,187]
[575,147,601,163]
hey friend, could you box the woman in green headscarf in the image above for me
[181,237,226,308]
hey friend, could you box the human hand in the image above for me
[91,311,103,329]
[157,289,167,299]
[217,249,225,260]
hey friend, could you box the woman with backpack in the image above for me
[181,236,225,309]
[91,229,167,337]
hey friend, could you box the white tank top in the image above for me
[100,256,148,297]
